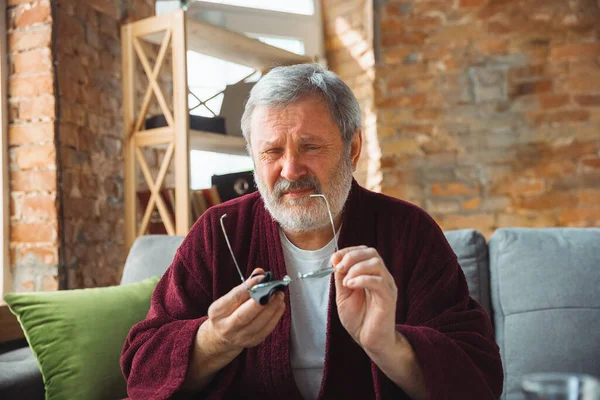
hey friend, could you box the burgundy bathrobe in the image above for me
[121,181,503,399]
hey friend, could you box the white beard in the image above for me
[254,155,353,233]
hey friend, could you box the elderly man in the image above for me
[121,64,503,399]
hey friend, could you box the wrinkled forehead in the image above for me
[251,103,307,129]
[250,96,339,141]
[251,94,329,122]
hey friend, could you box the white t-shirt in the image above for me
[279,230,335,400]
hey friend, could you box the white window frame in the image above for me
[157,0,325,61]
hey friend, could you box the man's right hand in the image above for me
[182,268,286,390]
[204,267,286,352]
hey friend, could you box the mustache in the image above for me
[273,176,321,198]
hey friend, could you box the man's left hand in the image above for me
[331,245,398,355]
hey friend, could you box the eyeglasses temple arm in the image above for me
[220,214,249,289]
[309,194,339,253]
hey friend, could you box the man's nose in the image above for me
[280,153,307,182]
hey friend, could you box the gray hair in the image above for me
[241,63,362,149]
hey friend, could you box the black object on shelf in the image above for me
[145,114,226,134]
[211,170,256,202]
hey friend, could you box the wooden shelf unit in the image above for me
[121,9,311,249]
[133,128,247,156]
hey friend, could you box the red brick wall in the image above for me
[56,0,156,289]
[7,0,58,292]
[6,0,156,292]
[325,0,600,236]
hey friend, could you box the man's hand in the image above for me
[183,268,285,391]
[332,247,428,399]
[205,267,286,352]
[331,246,398,354]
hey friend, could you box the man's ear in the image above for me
[350,129,362,171]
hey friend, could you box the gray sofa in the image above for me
[1,228,599,399]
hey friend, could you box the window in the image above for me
[186,35,306,119]
[185,37,305,190]
[185,33,308,189]
[157,0,324,61]
[186,53,255,190]
[156,0,324,191]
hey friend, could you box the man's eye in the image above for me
[306,145,320,151]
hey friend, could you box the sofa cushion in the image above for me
[120,235,184,285]
[0,345,44,399]
[444,229,492,319]
[489,228,600,400]
[4,277,159,400]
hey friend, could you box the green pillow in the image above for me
[4,276,159,400]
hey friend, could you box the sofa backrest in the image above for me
[120,230,493,317]
[121,231,492,314]
[120,235,184,286]
[444,229,492,319]
[489,227,600,400]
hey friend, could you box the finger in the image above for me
[223,292,284,348]
[249,267,265,280]
[244,292,286,337]
[209,270,266,319]
[344,275,396,299]
[331,245,368,266]
[335,248,380,274]
[246,296,286,346]
[343,258,396,292]
[334,264,352,302]
[342,257,382,284]
[228,290,283,328]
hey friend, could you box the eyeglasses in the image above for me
[220,194,339,305]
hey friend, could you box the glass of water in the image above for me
[522,373,600,400]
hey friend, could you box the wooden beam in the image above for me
[132,30,174,133]
[172,10,190,236]
[122,23,137,250]
[129,12,174,38]
[189,130,247,156]
[142,11,311,72]
[134,127,174,147]
[135,146,176,236]
[186,17,310,70]
[138,189,157,236]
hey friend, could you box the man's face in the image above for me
[250,95,359,233]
